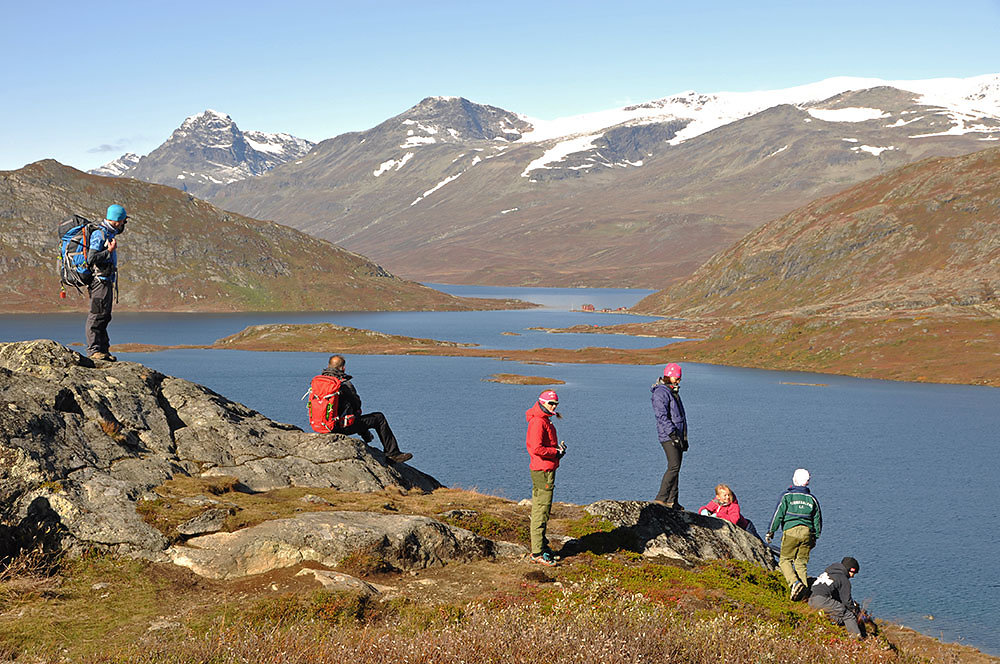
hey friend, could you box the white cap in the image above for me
[792,468,810,486]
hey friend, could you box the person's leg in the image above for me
[808,595,862,638]
[353,412,401,457]
[655,441,682,504]
[86,281,113,356]
[792,536,815,587]
[778,525,809,587]
[530,470,555,554]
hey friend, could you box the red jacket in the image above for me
[525,402,560,472]
[698,497,751,530]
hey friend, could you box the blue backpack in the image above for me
[57,215,98,292]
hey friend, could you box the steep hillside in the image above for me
[0,160,526,313]
[206,77,1000,287]
[634,146,1000,317]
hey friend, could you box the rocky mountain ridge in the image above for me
[91,110,315,199]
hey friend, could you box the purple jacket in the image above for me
[651,381,687,442]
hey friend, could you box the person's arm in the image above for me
[698,499,718,515]
[767,494,788,536]
[86,227,113,268]
[526,419,560,460]
[340,380,362,415]
[651,389,677,440]
[812,497,822,538]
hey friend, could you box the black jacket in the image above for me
[321,367,361,417]
[811,562,855,610]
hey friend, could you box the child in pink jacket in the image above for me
[698,484,762,540]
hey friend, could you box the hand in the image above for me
[107,238,117,252]
[765,533,773,544]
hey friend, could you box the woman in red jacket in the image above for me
[525,390,566,567]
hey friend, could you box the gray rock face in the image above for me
[167,511,526,579]
[564,500,776,569]
[0,339,440,558]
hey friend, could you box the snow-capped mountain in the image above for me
[512,73,1000,179]
[205,73,1000,288]
[88,152,140,177]
[91,110,314,198]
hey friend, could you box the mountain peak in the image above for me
[182,109,234,127]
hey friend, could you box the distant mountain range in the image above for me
[633,144,1000,318]
[90,110,314,199]
[92,75,1000,288]
[0,160,522,313]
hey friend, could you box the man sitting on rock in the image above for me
[322,355,412,464]
[808,556,865,639]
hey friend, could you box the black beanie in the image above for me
[842,557,860,573]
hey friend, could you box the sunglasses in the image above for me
[545,401,559,406]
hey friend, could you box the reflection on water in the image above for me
[1,285,997,655]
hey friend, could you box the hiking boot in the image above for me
[387,452,413,464]
[790,581,805,601]
[529,551,558,567]
[89,351,116,362]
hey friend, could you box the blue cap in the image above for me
[106,204,128,222]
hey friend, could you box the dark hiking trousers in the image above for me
[808,594,862,638]
[655,440,683,504]
[86,279,114,355]
[337,412,402,457]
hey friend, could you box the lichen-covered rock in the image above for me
[0,339,441,558]
[563,500,776,568]
[167,511,527,579]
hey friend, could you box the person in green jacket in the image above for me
[766,468,822,601]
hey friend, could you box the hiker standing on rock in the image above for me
[651,363,687,509]
[809,557,865,639]
[525,389,566,567]
[86,204,127,362]
[766,468,822,601]
[321,355,412,464]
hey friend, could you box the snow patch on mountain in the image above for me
[89,152,140,177]
[411,173,462,206]
[852,145,897,156]
[521,134,602,177]
[807,108,890,122]
[373,152,414,177]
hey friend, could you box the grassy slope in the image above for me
[0,160,529,313]
[1,479,995,663]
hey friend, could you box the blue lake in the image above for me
[1,285,997,655]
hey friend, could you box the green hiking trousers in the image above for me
[530,470,556,554]
[778,524,815,587]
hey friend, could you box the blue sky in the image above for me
[3,0,999,172]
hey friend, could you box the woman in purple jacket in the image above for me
[651,363,688,509]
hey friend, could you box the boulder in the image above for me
[167,511,527,579]
[0,340,441,558]
[561,500,776,569]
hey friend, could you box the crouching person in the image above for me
[809,556,865,639]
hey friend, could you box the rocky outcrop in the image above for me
[0,339,439,558]
[168,511,526,579]
[563,500,776,569]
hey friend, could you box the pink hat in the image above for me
[663,363,682,379]
[538,390,559,403]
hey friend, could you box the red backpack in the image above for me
[306,375,356,433]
